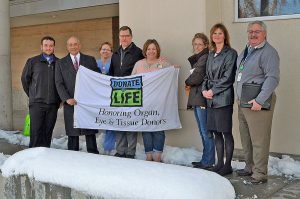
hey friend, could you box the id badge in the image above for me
[237,72,242,82]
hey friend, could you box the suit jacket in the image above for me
[202,45,237,108]
[55,53,99,136]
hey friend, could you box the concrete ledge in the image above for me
[0,174,103,199]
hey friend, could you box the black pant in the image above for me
[29,103,58,148]
[68,134,99,154]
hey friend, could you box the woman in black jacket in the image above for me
[202,23,237,176]
[185,33,215,169]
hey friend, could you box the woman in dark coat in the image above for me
[202,23,237,176]
[185,33,215,169]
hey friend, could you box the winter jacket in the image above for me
[185,48,209,108]
[21,54,60,106]
[202,45,237,108]
[109,42,144,77]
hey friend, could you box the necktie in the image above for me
[248,46,253,56]
[74,56,79,71]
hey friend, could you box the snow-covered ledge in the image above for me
[1,148,235,199]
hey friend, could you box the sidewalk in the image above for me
[228,172,300,198]
[1,138,300,199]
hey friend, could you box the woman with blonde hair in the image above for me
[185,33,215,169]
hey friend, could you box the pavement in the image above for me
[1,139,300,199]
[3,110,300,198]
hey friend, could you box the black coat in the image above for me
[109,42,144,77]
[202,46,237,108]
[21,54,61,106]
[185,48,209,108]
[55,53,100,136]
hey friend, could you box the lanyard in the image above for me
[239,46,253,71]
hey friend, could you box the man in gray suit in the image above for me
[55,36,99,153]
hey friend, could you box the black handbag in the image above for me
[240,83,272,110]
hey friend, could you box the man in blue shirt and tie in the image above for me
[21,36,61,148]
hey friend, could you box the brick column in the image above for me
[0,0,13,130]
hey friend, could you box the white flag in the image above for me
[74,66,182,131]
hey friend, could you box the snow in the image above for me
[1,147,235,199]
[0,153,9,168]
[1,129,300,198]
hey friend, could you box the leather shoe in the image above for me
[247,177,267,184]
[192,161,201,166]
[236,169,253,176]
[114,153,126,158]
[126,154,135,159]
[217,166,233,176]
[193,162,213,170]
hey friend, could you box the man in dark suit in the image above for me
[55,36,99,154]
[109,26,144,158]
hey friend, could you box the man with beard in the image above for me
[21,36,61,148]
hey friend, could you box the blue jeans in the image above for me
[103,130,115,151]
[142,131,165,153]
[194,106,215,166]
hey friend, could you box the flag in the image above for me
[74,66,182,131]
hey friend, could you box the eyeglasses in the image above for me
[101,48,111,52]
[193,43,205,46]
[247,30,264,34]
[119,35,131,38]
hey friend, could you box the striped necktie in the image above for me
[74,56,79,71]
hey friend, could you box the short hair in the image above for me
[119,26,132,36]
[247,20,267,32]
[210,23,231,49]
[41,36,55,45]
[192,33,209,47]
[67,36,80,45]
[142,39,161,59]
[99,42,113,52]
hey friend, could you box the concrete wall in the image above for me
[119,0,208,149]
[1,175,97,199]
[120,0,300,155]
[10,0,118,17]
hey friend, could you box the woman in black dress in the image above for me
[202,23,237,176]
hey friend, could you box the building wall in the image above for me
[119,0,208,149]
[12,18,114,110]
[219,1,300,155]
[10,0,119,17]
[120,0,300,155]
